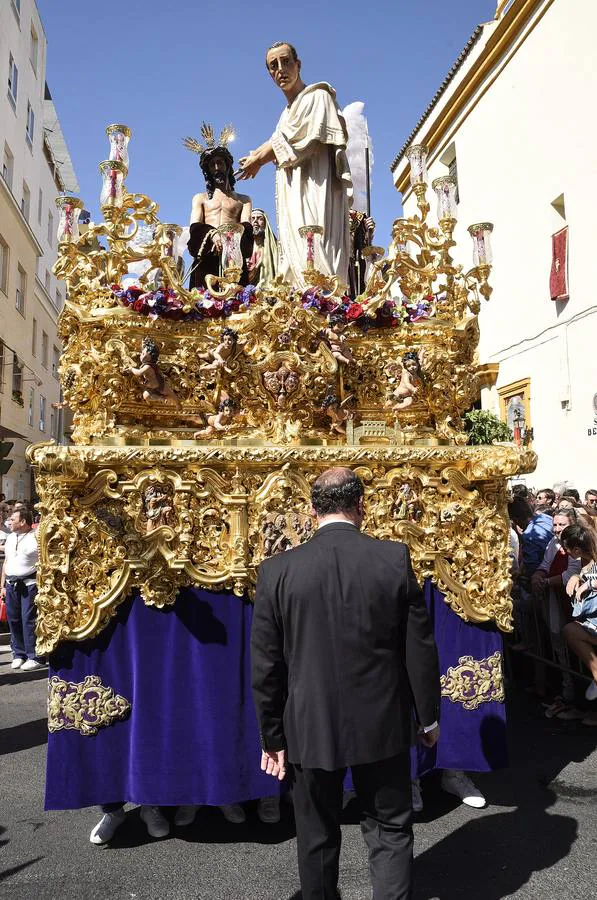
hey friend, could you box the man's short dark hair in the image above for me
[537,488,555,503]
[562,488,580,502]
[585,489,597,499]
[508,497,533,525]
[311,468,364,516]
[511,484,530,499]
[14,508,33,527]
[265,41,299,68]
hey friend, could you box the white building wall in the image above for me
[0,0,79,499]
[398,0,597,491]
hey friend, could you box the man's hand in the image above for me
[238,154,262,180]
[0,586,6,600]
[365,216,376,235]
[418,724,440,748]
[260,749,286,780]
[211,232,223,253]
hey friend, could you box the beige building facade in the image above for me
[0,0,79,500]
[392,0,597,492]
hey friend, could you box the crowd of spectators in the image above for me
[508,484,597,726]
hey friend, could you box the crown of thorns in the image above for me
[182,122,236,157]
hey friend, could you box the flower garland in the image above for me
[111,281,445,326]
[111,283,258,321]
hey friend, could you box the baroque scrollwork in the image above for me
[48,675,131,735]
[440,652,505,710]
[29,443,535,654]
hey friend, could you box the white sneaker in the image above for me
[21,659,45,671]
[139,805,170,838]
[220,804,246,824]
[174,805,198,827]
[257,796,280,824]
[89,809,125,844]
[11,658,24,670]
[441,770,487,808]
[585,680,597,701]
[411,778,423,813]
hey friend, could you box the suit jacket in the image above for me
[251,522,441,770]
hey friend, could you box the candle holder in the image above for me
[468,222,494,266]
[55,195,84,244]
[405,145,430,219]
[468,222,494,301]
[298,225,323,271]
[214,222,244,281]
[106,124,131,167]
[99,160,128,216]
[432,175,458,235]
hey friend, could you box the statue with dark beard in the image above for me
[186,142,254,290]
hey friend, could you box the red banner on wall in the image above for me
[550,226,569,301]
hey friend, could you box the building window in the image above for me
[41,331,48,369]
[28,387,34,426]
[8,53,18,108]
[12,354,23,402]
[498,378,532,446]
[30,26,39,75]
[55,289,63,311]
[0,341,4,392]
[11,0,21,21]
[16,263,26,315]
[449,157,460,205]
[32,317,37,356]
[21,181,30,221]
[2,144,14,190]
[26,102,35,147]
[52,345,60,378]
[37,188,43,224]
[47,211,54,247]
[0,234,8,295]
[50,409,56,440]
[39,395,46,432]
[45,269,51,293]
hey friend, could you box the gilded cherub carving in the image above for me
[323,314,354,366]
[198,327,239,374]
[193,398,241,439]
[125,338,180,406]
[385,350,424,411]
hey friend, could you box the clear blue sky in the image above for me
[38,0,496,246]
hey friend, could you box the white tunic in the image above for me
[271,83,353,289]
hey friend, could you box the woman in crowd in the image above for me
[531,508,581,717]
[561,523,597,726]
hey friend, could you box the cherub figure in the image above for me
[324,314,354,365]
[198,327,239,374]
[193,398,240,439]
[385,350,424,411]
[321,391,349,435]
[125,338,180,406]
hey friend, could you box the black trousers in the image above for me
[292,752,413,900]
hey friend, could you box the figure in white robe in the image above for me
[270,82,353,288]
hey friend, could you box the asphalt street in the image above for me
[1,641,597,900]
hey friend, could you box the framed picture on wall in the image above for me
[498,378,532,446]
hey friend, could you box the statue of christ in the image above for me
[238,42,353,289]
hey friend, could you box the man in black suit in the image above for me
[251,467,441,900]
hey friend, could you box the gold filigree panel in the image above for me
[440,652,505,710]
[48,675,131,735]
[29,443,535,655]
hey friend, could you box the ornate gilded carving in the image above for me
[48,675,131,735]
[440,652,505,710]
[29,443,535,654]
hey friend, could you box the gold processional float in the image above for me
[28,127,535,656]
